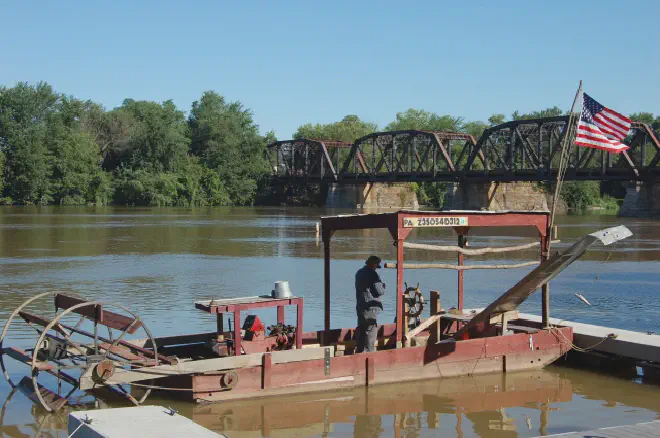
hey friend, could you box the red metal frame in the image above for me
[321,210,550,345]
[191,325,573,402]
[196,297,304,353]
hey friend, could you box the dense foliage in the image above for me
[1,82,656,210]
[0,83,269,206]
[294,115,377,142]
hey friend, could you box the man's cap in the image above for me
[365,255,382,267]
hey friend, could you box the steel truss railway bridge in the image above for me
[267,116,660,184]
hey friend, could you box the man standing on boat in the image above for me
[355,255,386,353]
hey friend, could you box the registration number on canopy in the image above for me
[403,217,468,228]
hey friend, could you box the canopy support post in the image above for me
[323,232,332,332]
[395,239,404,347]
[457,235,466,310]
[541,235,550,328]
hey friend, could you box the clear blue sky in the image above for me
[2,1,658,138]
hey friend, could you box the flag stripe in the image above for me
[575,138,629,151]
[581,122,621,140]
[577,121,629,151]
[594,113,628,137]
[601,108,631,125]
[575,133,628,149]
[576,132,622,146]
[597,125,622,140]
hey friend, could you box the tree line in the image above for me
[0,82,271,206]
[1,81,657,207]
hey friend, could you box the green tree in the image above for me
[112,158,229,207]
[463,121,489,140]
[294,115,377,142]
[48,97,112,205]
[188,91,268,205]
[386,109,463,132]
[488,114,506,126]
[560,181,602,210]
[512,106,564,120]
[111,99,190,172]
[0,148,5,200]
[0,82,58,204]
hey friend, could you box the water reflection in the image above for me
[0,366,658,438]
[178,368,659,438]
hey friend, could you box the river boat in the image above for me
[0,210,631,412]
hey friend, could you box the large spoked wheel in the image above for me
[1,293,160,413]
[404,283,425,318]
[0,291,86,390]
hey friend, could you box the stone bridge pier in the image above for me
[323,180,659,214]
[619,182,660,216]
[445,182,556,212]
[325,183,419,209]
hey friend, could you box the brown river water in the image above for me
[0,207,658,437]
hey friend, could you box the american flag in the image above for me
[575,93,631,153]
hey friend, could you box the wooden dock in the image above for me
[517,312,660,363]
[539,420,660,437]
[69,406,227,438]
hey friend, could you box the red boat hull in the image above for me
[190,326,572,402]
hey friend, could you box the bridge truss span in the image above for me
[267,117,660,183]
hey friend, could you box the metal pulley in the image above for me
[221,370,238,389]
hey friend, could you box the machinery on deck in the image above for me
[0,291,302,412]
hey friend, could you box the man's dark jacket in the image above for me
[355,266,386,319]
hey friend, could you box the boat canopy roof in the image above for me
[320,210,550,239]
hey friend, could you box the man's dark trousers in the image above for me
[356,311,378,353]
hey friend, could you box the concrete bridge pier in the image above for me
[619,181,659,216]
[445,182,552,211]
[325,183,419,209]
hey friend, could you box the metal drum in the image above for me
[272,281,292,299]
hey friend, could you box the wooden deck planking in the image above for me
[540,420,660,437]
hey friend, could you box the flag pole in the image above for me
[548,80,583,250]
[542,80,582,329]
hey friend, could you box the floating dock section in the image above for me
[69,405,226,438]
[538,420,660,437]
[516,312,660,375]
[464,309,660,378]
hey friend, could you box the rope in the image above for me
[589,250,613,292]
[403,240,560,256]
[549,324,617,353]
[68,423,86,438]
[384,261,539,270]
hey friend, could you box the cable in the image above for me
[549,325,617,353]
[68,415,92,437]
